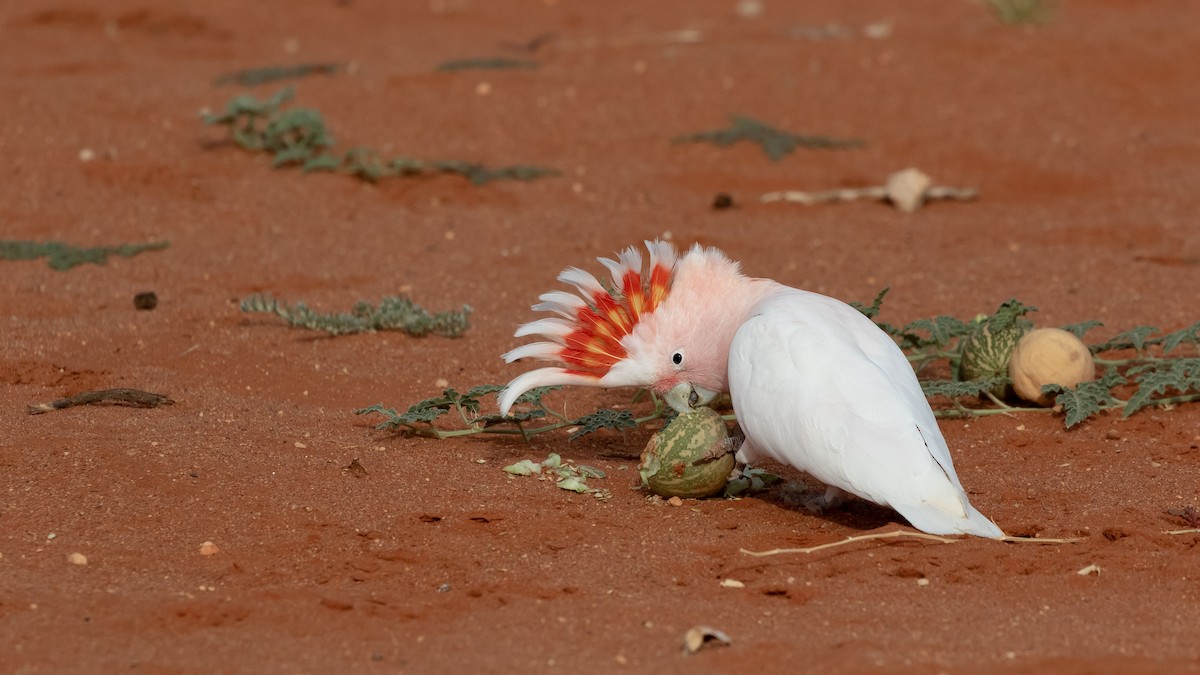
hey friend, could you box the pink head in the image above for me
[498,241,755,415]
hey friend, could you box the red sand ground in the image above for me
[3,1,1199,673]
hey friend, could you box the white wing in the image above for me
[729,289,1002,538]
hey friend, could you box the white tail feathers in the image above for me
[893,500,1005,539]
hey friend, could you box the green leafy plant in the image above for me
[356,385,676,441]
[203,87,561,185]
[983,0,1057,25]
[214,62,342,87]
[436,57,538,72]
[360,294,1200,439]
[1,240,169,271]
[878,297,1200,428]
[723,467,784,498]
[673,115,863,161]
[241,294,471,337]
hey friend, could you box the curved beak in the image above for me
[664,382,719,415]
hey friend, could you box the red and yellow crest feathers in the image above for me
[503,240,677,378]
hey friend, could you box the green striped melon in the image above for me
[639,408,735,499]
[959,321,1025,396]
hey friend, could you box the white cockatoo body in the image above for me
[728,289,1002,537]
[499,241,1003,539]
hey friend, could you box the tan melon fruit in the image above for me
[1008,327,1096,406]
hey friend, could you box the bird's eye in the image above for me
[671,351,684,367]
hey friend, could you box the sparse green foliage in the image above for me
[570,409,637,441]
[361,294,1200,443]
[1062,320,1104,339]
[983,0,1057,25]
[241,294,471,337]
[215,63,342,87]
[1090,325,1159,354]
[1122,359,1200,418]
[436,57,538,72]
[673,115,864,161]
[203,87,560,185]
[0,240,169,271]
[724,467,784,498]
[922,377,1009,399]
[356,384,673,442]
[848,287,889,319]
[1043,369,1125,428]
[857,292,1200,428]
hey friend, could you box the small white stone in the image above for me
[67,552,88,566]
[885,167,933,213]
[79,148,96,162]
[735,0,764,19]
[719,578,745,588]
[863,21,893,39]
[199,541,220,556]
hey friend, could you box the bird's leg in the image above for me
[796,486,853,515]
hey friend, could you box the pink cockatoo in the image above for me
[498,241,1003,539]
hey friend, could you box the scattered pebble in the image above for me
[682,625,732,655]
[735,0,763,19]
[67,552,88,566]
[435,378,449,388]
[666,496,683,507]
[1076,563,1101,576]
[712,192,734,210]
[436,582,451,593]
[475,82,492,96]
[719,578,745,588]
[916,578,930,587]
[1105,429,1121,440]
[862,21,893,39]
[47,533,56,540]
[78,148,96,162]
[294,441,307,449]
[133,291,158,310]
[199,541,220,556]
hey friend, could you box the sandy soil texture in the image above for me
[3,1,1199,673]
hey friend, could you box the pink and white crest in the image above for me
[498,240,679,414]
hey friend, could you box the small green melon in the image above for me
[639,408,735,499]
[958,321,1026,396]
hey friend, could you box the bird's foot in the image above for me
[790,486,852,515]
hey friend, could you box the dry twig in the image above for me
[740,530,957,556]
[761,167,978,213]
[28,388,175,414]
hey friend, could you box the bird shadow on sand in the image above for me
[766,480,906,533]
